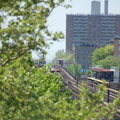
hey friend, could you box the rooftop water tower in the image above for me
[91,0,101,15]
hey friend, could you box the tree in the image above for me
[0,1,120,119]
[92,45,114,69]
[86,70,93,77]
[51,49,81,77]
[77,82,120,120]
[51,49,73,65]
[66,53,74,62]
[0,57,120,119]
[0,0,69,67]
[97,56,115,69]
[67,61,82,78]
[0,56,73,119]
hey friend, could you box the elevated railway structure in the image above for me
[53,65,120,119]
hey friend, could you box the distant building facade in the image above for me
[66,14,120,52]
[73,43,100,69]
[66,0,120,69]
[114,36,120,57]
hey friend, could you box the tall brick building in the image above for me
[66,14,120,52]
[66,0,120,69]
[114,36,120,57]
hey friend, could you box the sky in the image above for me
[32,0,120,62]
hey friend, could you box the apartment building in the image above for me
[66,0,120,69]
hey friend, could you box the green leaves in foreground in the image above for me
[78,82,120,120]
[0,56,72,119]
[0,57,120,119]
[0,0,70,67]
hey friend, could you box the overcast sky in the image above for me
[32,0,120,61]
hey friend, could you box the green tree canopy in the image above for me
[0,0,120,119]
[97,56,115,69]
[92,45,114,69]
[51,49,73,65]
[0,0,70,66]
[86,70,93,77]
[0,56,120,119]
[0,56,72,119]
[67,61,82,78]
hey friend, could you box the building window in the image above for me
[88,60,91,63]
[119,40,120,44]
[119,47,120,51]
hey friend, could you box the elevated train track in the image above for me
[54,65,120,119]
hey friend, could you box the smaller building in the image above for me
[114,36,120,57]
[73,43,101,69]
[91,66,119,83]
[57,59,72,68]
[91,67,114,82]
[57,59,65,66]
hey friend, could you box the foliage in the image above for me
[51,49,73,65]
[66,53,74,62]
[51,49,81,78]
[92,45,114,69]
[0,56,73,119]
[86,70,93,77]
[97,56,115,69]
[1,1,120,119]
[67,61,82,78]
[78,82,120,120]
[1,57,120,119]
[0,0,71,66]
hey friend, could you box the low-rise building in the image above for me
[114,36,120,57]
[73,43,101,69]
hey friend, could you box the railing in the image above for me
[86,77,119,102]
[55,65,120,119]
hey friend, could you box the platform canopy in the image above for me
[91,68,114,72]
[57,59,65,61]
